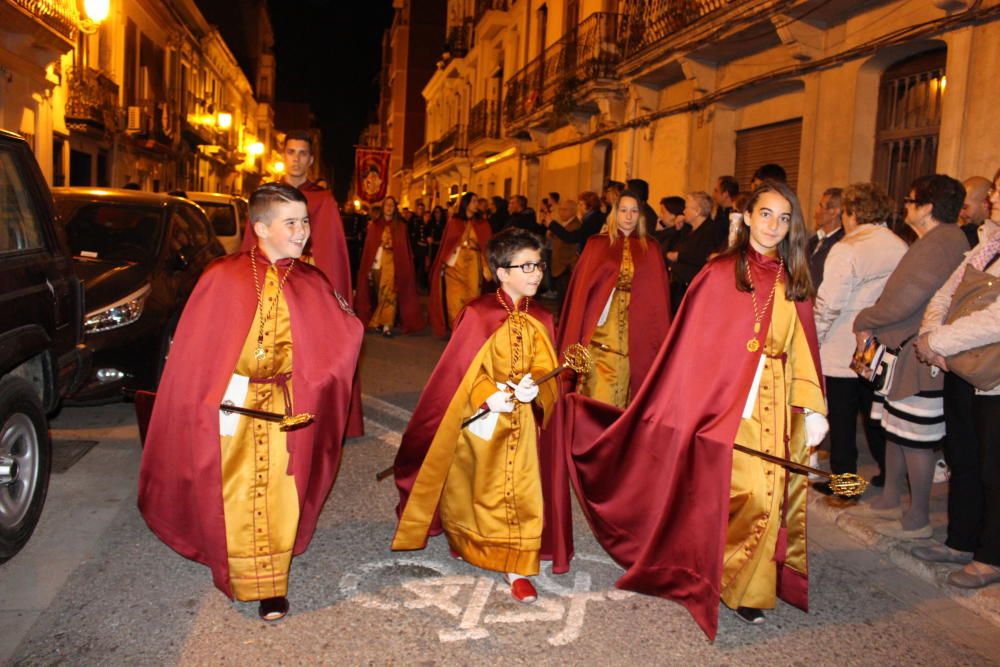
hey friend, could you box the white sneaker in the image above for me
[933,459,950,484]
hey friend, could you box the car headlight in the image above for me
[84,284,152,334]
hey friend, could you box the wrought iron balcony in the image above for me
[430,125,468,163]
[621,0,738,59]
[65,67,120,134]
[474,0,509,24]
[503,12,625,127]
[414,143,431,173]
[468,100,501,144]
[7,0,79,42]
[444,18,474,57]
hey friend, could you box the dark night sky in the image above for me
[266,0,393,199]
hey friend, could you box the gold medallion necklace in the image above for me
[250,247,296,360]
[745,256,783,353]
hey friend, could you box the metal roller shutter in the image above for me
[734,118,803,194]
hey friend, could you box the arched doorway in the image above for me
[872,47,947,210]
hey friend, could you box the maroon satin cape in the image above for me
[137,251,363,598]
[353,217,427,333]
[555,251,822,640]
[555,234,671,398]
[392,293,562,558]
[241,180,364,437]
[427,216,493,337]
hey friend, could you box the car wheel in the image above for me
[0,378,51,564]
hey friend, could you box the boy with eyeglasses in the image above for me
[391,228,559,603]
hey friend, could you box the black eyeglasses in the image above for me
[503,261,547,274]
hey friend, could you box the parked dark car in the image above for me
[53,188,225,401]
[0,130,89,563]
[173,191,248,254]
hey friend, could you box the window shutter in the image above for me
[734,118,803,193]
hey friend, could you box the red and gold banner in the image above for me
[354,147,391,204]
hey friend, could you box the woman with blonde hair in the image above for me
[555,190,671,408]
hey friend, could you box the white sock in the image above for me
[506,572,527,583]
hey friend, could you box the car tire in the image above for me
[0,378,51,564]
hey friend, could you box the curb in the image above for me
[809,493,1000,627]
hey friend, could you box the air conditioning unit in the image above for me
[126,106,145,133]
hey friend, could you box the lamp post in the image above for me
[80,0,110,34]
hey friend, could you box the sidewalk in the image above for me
[809,448,1000,629]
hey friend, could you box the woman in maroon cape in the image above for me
[428,193,493,337]
[555,189,671,406]
[554,181,829,639]
[354,196,426,335]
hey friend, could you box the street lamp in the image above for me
[273,161,286,174]
[217,112,233,130]
[80,0,110,34]
[246,141,265,156]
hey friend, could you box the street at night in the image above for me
[2,331,998,665]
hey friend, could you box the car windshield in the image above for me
[199,202,236,236]
[57,200,163,264]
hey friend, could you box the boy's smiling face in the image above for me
[497,248,543,303]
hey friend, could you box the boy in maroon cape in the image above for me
[553,182,829,638]
[140,183,363,621]
[354,195,426,335]
[239,130,364,437]
[392,228,559,603]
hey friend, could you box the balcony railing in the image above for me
[65,67,120,133]
[468,100,502,144]
[431,124,468,162]
[9,0,79,41]
[414,143,431,172]
[621,0,737,59]
[475,0,509,24]
[444,18,474,57]
[504,12,625,127]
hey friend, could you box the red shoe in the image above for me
[509,578,537,604]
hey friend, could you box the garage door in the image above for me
[734,118,802,194]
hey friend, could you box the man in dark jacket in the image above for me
[505,195,545,236]
[806,187,845,288]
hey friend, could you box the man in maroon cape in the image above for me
[240,130,364,437]
[140,183,363,620]
[427,208,492,337]
[353,202,426,334]
[552,250,823,640]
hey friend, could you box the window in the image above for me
[734,118,803,193]
[170,205,211,253]
[872,48,946,209]
[0,149,45,253]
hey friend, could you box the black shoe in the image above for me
[258,596,289,621]
[381,327,394,338]
[735,606,766,624]
[811,481,834,496]
[870,473,885,488]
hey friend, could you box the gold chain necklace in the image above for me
[250,247,296,360]
[745,257,783,353]
[496,287,530,317]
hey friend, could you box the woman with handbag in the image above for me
[912,167,1000,589]
[849,175,970,538]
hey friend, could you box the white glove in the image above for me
[485,390,514,413]
[805,412,829,447]
[508,374,539,403]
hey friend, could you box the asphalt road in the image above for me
[2,329,998,665]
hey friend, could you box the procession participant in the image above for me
[354,195,425,336]
[556,190,670,408]
[553,181,828,638]
[241,130,364,437]
[428,192,493,337]
[392,228,559,602]
[139,183,363,621]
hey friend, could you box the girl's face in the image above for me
[383,198,396,218]
[617,196,640,236]
[744,191,792,256]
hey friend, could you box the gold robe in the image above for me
[443,223,489,329]
[220,265,299,601]
[580,239,633,408]
[393,311,558,575]
[721,282,825,610]
[369,225,397,329]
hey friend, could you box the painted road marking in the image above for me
[338,554,633,646]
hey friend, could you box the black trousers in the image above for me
[974,392,1000,566]
[943,373,982,552]
[825,376,886,475]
